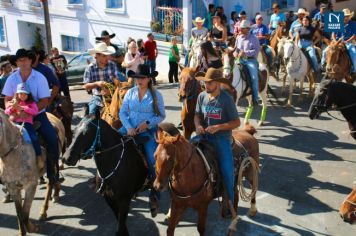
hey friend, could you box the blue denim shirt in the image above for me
[119,86,166,130]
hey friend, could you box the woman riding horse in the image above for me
[119,64,166,217]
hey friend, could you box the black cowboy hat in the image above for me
[128,64,159,79]
[95,30,116,41]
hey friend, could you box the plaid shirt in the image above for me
[83,61,118,95]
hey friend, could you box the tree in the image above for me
[33,27,44,51]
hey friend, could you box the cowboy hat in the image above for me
[240,20,251,29]
[128,64,159,79]
[88,42,116,55]
[297,8,309,16]
[195,68,230,84]
[95,30,116,41]
[319,3,327,9]
[343,8,354,18]
[193,17,205,26]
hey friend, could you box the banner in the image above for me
[324,12,344,33]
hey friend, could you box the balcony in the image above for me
[151,6,183,42]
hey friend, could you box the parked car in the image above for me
[66,52,94,86]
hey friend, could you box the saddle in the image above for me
[237,63,268,97]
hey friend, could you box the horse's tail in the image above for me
[242,124,257,136]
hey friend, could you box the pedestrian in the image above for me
[111,51,127,82]
[83,42,118,115]
[50,47,70,98]
[0,60,12,94]
[168,36,180,83]
[206,4,215,30]
[144,33,158,85]
[269,3,286,33]
[124,41,144,74]
[229,11,238,36]
[96,30,119,52]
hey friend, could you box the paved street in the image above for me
[0,80,355,236]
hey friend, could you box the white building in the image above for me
[0,0,355,77]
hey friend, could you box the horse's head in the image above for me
[62,108,107,166]
[340,182,356,224]
[308,78,333,119]
[276,37,288,58]
[222,47,234,78]
[153,123,181,191]
[178,67,200,102]
[281,39,295,63]
[326,39,347,76]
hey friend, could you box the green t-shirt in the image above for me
[169,45,179,62]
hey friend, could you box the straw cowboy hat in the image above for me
[193,17,205,26]
[88,42,116,55]
[195,68,230,84]
[343,8,354,18]
[240,20,251,29]
[95,30,116,41]
[297,8,309,16]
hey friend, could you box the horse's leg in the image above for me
[286,77,293,107]
[52,182,61,203]
[298,76,304,103]
[23,184,40,233]
[167,201,186,236]
[197,204,208,236]
[10,189,26,236]
[244,95,254,125]
[308,72,316,98]
[248,177,258,217]
[39,183,53,220]
[117,198,130,236]
[258,89,268,126]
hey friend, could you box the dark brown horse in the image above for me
[51,95,73,146]
[340,182,356,224]
[154,123,259,236]
[325,39,355,84]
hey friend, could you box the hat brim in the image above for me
[129,70,159,79]
[196,76,231,84]
[297,11,309,16]
[193,19,205,26]
[88,46,116,55]
[344,11,354,17]
[17,90,30,94]
[95,33,116,40]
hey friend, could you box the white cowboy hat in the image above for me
[297,8,309,16]
[240,20,251,29]
[88,42,116,55]
[193,17,205,26]
[343,8,354,18]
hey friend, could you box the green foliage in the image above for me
[33,27,44,51]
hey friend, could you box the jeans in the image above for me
[191,133,235,202]
[346,43,356,73]
[184,49,190,67]
[146,59,156,75]
[299,40,319,72]
[88,95,103,115]
[240,58,260,102]
[168,61,179,83]
[262,45,273,68]
[57,73,70,98]
[34,112,60,183]
[21,122,41,156]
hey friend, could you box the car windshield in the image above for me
[69,53,93,67]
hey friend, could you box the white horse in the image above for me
[278,38,316,106]
[223,50,269,126]
[189,35,206,68]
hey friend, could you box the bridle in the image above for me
[284,41,302,73]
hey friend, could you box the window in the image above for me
[68,0,83,4]
[106,0,123,9]
[261,0,295,11]
[61,35,85,52]
[0,16,7,46]
[29,0,42,8]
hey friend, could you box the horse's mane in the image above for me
[157,122,181,144]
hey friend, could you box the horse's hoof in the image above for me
[248,208,257,217]
[257,121,264,127]
[163,216,170,225]
[39,213,47,221]
[52,196,59,203]
[27,222,40,233]
[2,194,12,203]
[227,229,236,236]
[285,103,292,108]
[39,177,46,185]
[59,164,64,170]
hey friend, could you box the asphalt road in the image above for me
[0,80,355,236]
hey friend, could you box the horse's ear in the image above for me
[336,37,343,45]
[277,37,281,42]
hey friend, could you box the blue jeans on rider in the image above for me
[240,58,260,102]
[212,41,227,49]
[88,95,102,115]
[346,43,356,73]
[21,122,42,156]
[191,133,235,203]
[118,126,160,199]
[34,112,60,183]
[263,45,273,66]
[299,39,319,72]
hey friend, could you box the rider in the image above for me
[2,48,60,184]
[269,3,286,34]
[83,42,118,115]
[234,20,261,106]
[199,41,223,72]
[289,8,309,39]
[191,17,209,39]
[295,16,322,78]
[119,64,166,217]
[210,15,227,51]
[194,68,240,213]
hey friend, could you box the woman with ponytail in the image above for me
[119,64,165,217]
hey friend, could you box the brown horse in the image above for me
[101,80,133,129]
[270,25,288,55]
[340,182,356,224]
[326,39,355,84]
[154,122,259,236]
[178,67,202,139]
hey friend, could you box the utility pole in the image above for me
[42,0,52,53]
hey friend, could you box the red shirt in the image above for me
[144,40,157,60]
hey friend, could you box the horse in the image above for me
[278,38,316,107]
[101,80,133,129]
[257,44,277,79]
[62,110,148,235]
[325,39,355,84]
[269,24,288,79]
[222,50,269,126]
[178,67,202,139]
[308,79,356,140]
[340,182,356,224]
[189,35,206,68]
[51,95,74,146]
[154,122,259,236]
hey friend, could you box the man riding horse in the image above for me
[193,68,240,216]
